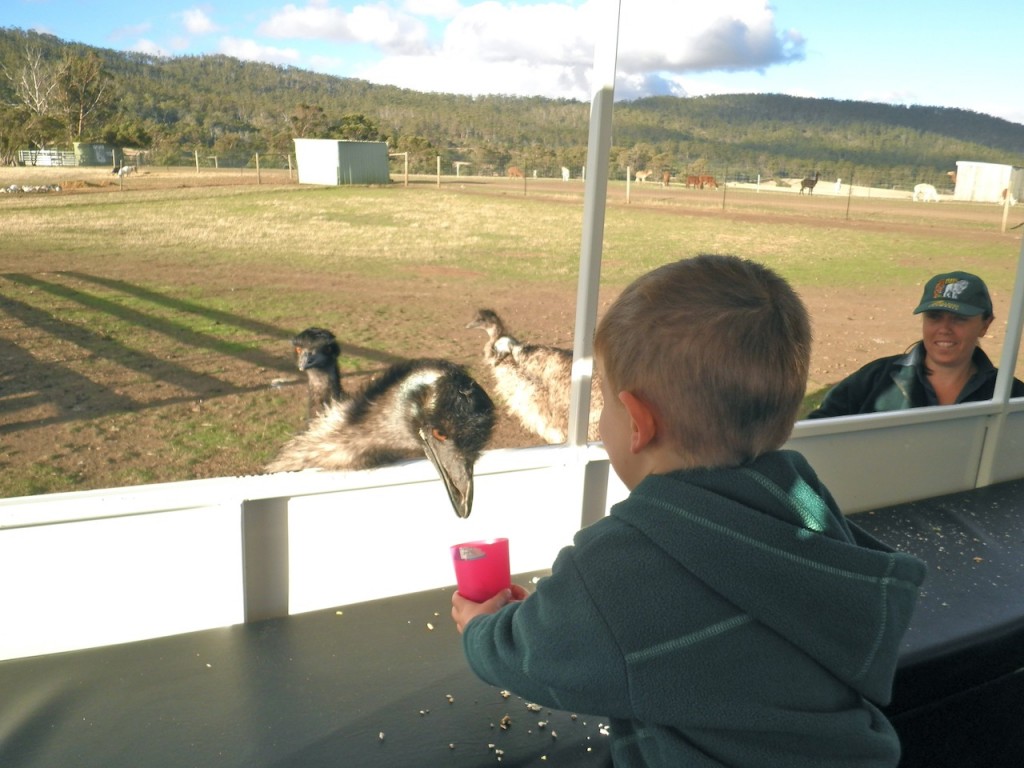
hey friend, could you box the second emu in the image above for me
[467,308,602,444]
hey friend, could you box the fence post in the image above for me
[241,498,289,622]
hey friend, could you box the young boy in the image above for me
[452,254,926,767]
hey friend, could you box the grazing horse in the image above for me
[635,169,653,183]
[561,166,570,181]
[913,183,939,203]
[799,172,819,195]
[698,175,718,189]
[686,175,700,188]
[507,166,524,179]
[661,171,671,187]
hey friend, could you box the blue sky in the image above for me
[5,0,1022,126]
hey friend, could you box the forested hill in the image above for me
[2,26,1023,188]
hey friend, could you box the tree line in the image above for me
[2,26,1023,189]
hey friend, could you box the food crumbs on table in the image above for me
[446,693,454,704]
[335,611,343,616]
[570,713,577,720]
[378,731,385,742]
[599,724,610,736]
[525,702,542,712]
[499,689,511,699]
[426,622,434,631]
[551,730,557,739]
[449,743,456,750]
[419,709,430,716]
[537,720,548,729]
[499,714,512,730]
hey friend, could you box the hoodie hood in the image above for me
[616,450,926,704]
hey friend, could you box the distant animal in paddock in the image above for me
[799,172,819,195]
[698,175,718,189]
[947,171,957,186]
[913,183,940,203]
[686,175,701,189]
[266,359,495,518]
[634,169,653,183]
[507,166,524,179]
[291,327,346,419]
[117,165,136,177]
[561,166,570,181]
[661,171,671,187]
[1001,188,1018,206]
[467,309,602,444]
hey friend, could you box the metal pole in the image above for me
[976,233,1024,486]
[567,0,620,448]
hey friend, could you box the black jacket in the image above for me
[808,342,1024,419]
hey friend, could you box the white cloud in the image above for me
[219,37,302,65]
[402,0,463,19]
[129,38,167,57]
[254,0,802,100]
[347,5,430,52]
[355,0,801,100]
[259,1,352,39]
[182,8,219,36]
[259,1,430,53]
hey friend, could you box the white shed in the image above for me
[953,160,1024,203]
[293,139,391,186]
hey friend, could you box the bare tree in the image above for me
[2,45,66,150]
[52,50,112,143]
[3,45,59,117]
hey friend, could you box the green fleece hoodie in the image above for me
[462,450,926,767]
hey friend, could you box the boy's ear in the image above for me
[619,391,657,453]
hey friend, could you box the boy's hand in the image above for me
[451,584,529,633]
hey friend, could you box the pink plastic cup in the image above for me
[450,538,511,602]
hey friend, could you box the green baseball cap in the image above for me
[913,271,992,317]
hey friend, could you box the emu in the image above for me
[291,327,346,419]
[466,309,602,444]
[799,172,819,194]
[266,359,495,518]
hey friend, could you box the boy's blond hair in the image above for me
[594,254,811,467]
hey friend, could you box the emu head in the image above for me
[292,327,341,372]
[402,361,496,518]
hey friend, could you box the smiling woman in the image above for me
[806,270,1024,418]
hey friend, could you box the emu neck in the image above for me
[306,367,343,418]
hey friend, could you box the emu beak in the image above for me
[295,348,314,371]
[419,428,475,518]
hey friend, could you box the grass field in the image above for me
[2,165,1021,498]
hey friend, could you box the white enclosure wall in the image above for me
[293,139,390,186]
[953,160,1023,202]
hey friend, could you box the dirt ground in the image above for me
[2,167,1021,496]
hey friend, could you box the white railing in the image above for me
[4,398,1024,662]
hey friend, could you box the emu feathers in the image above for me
[267,357,495,518]
[467,308,602,444]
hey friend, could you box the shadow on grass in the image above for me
[0,272,402,435]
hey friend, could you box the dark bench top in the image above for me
[2,478,1023,767]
